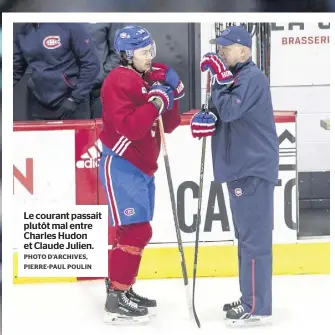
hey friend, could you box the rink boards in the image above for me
[12,110,330,284]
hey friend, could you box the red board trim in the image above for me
[180,110,296,125]
[13,110,296,131]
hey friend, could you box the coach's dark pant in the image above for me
[227,176,274,316]
[27,89,90,121]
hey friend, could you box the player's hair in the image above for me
[120,51,130,66]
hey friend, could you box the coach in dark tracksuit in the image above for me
[191,26,279,324]
[13,23,100,120]
[82,23,123,118]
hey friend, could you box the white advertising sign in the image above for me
[153,126,235,245]
[270,22,330,87]
[13,130,76,250]
[13,121,298,251]
[152,122,297,246]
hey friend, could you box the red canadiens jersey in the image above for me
[99,66,181,176]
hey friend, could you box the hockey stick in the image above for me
[191,71,212,329]
[260,23,265,73]
[265,23,271,85]
[157,115,193,321]
[256,23,261,68]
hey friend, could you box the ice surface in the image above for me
[12,274,330,335]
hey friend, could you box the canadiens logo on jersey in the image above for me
[43,36,62,49]
[235,188,243,196]
[124,208,135,216]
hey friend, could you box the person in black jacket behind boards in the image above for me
[13,23,100,121]
[83,23,124,119]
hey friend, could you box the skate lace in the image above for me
[233,305,244,314]
[121,292,138,309]
[130,288,148,301]
[232,299,241,307]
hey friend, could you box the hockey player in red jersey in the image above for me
[98,25,183,324]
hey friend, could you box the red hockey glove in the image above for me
[148,84,174,114]
[150,63,185,100]
[190,110,218,138]
[200,52,234,86]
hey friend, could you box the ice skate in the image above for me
[223,297,242,312]
[104,287,150,325]
[127,286,157,308]
[225,305,271,327]
[127,286,157,316]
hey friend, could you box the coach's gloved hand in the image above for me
[57,97,78,119]
[148,84,174,115]
[150,63,185,100]
[190,109,218,138]
[200,53,234,86]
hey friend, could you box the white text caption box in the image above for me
[17,205,109,278]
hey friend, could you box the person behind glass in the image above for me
[13,23,100,121]
[83,23,124,119]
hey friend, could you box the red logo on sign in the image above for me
[43,36,62,49]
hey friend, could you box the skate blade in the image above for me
[147,307,157,317]
[104,312,150,325]
[225,315,272,327]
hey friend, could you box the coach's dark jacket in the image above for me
[210,58,279,185]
